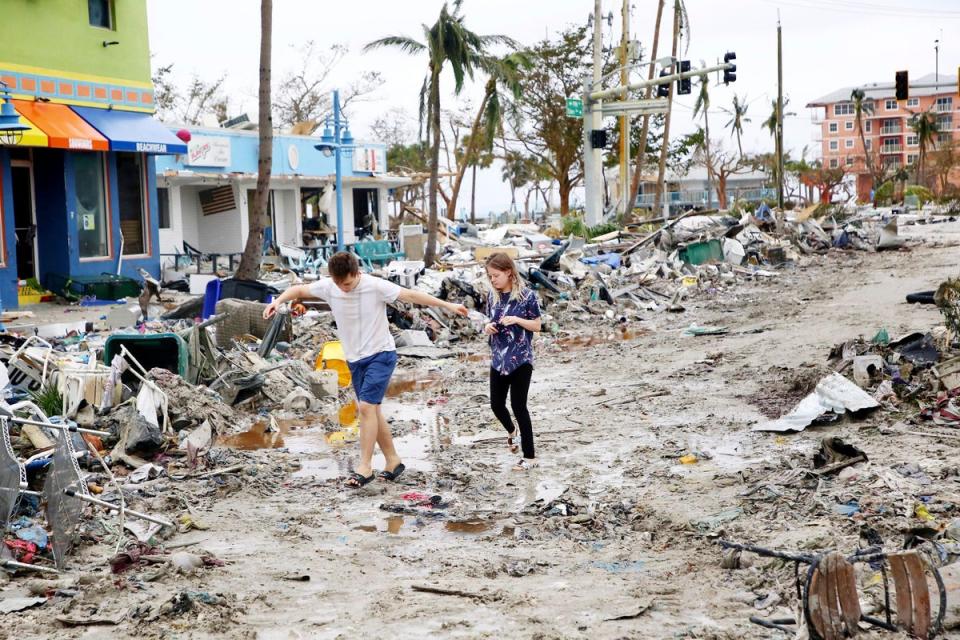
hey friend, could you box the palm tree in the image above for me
[850,88,875,184]
[236,0,272,280]
[365,1,512,265]
[627,0,666,215]
[722,93,750,158]
[446,51,527,223]
[909,110,940,186]
[692,69,713,208]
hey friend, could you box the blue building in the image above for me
[154,126,408,270]
[0,0,186,308]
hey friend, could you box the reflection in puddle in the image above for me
[220,421,285,450]
[386,516,404,534]
[556,328,643,349]
[445,519,492,534]
[387,372,442,397]
[223,371,455,480]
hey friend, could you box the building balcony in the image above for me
[879,126,902,135]
[936,104,954,113]
[880,145,903,154]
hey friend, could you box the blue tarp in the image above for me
[581,253,622,269]
[71,106,187,154]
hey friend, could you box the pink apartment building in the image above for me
[806,73,960,201]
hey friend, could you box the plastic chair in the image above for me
[201,279,222,320]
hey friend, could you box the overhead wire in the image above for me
[757,0,960,19]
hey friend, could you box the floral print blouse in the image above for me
[486,289,541,375]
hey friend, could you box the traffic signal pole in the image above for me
[619,0,630,217]
[584,0,604,226]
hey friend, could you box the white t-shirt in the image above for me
[308,274,403,362]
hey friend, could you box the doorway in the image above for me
[10,161,38,281]
[352,188,379,240]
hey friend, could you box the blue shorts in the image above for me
[347,350,397,404]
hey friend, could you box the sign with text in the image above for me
[566,97,583,118]
[352,147,387,173]
[186,136,231,167]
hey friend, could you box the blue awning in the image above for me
[70,106,187,155]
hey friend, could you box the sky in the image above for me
[146,0,960,216]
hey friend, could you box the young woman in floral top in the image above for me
[483,252,542,470]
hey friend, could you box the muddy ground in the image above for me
[6,220,960,639]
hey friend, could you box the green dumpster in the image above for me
[679,239,724,265]
[104,333,188,384]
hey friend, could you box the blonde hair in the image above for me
[485,252,524,302]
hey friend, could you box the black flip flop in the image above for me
[345,471,376,488]
[379,463,406,482]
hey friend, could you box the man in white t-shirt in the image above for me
[264,252,468,487]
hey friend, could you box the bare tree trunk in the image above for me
[558,178,571,216]
[470,162,477,224]
[425,67,441,265]
[628,0,665,215]
[236,0,272,280]
[654,0,681,214]
[717,172,728,209]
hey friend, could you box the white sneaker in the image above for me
[512,458,539,471]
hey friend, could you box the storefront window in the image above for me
[117,153,147,254]
[75,153,108,259]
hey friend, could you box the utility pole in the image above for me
[583,0,604,226]
[654,0,680,218]
[627,0,665,218]
[935,37,940,90]
[619,0,630,216]
[776,17,785,210]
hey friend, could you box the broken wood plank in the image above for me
[411,585,486,599]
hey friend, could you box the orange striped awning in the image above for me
[13,100,108,151]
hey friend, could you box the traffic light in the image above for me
[590,129,608,149]
[895,70,909,101]
[677,60,691,95]
[657,69,670,98]
[723,52,737,84]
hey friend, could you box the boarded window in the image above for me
[199,186,236,215]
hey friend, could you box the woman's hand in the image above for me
[500,315,522,327]
[483,323,499,336]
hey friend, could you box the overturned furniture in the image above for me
[719,540,946,639]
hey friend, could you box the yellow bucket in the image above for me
[315,340,351,388]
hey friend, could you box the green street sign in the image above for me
[565,97,583,118]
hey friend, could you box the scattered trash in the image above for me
[753,373,879,432]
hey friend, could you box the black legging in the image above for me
[489,364,534,459]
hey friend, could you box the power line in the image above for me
[758,0,960,19]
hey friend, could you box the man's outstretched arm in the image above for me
[396,288,469,317]
[263,284,317,319]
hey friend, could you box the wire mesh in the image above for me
[42,429,88,570]
[0,417,25,527]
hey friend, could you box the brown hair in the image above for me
[485,252,523,301]
[328,252,360,281]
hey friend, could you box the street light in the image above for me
[313,89,354,251]
[0,82,29,146]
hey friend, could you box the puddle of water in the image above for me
[220,421,286,450]
[444,519,493,534]
[224,382,451,480]
[386,371,443,397]
[556,328,644,349]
